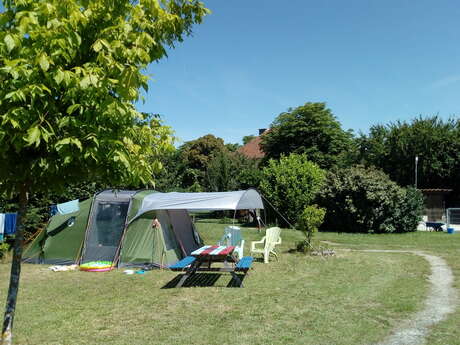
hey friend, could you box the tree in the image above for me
[0,0,208,343]
[242,135,256,145]
[259,154,325,225]
[260,102,355,169]
[175,134,227,189]
[318,166,424,233]
[296,205,326,253]
[205,151,261,192]
[357,116,460,190]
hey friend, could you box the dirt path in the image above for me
[322,242,457,345]
[367,250,457,345]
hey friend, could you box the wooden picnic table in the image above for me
[173,245,252,288]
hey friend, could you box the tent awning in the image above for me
[135,189,264,217]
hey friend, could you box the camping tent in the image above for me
[23,189,264,267]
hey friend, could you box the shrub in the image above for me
[296,205,326,253]
[259,154,325,225]
[0,242,10,262]
[319,166,424,233]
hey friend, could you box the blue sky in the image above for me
[140,0,460,144]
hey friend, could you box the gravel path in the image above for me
[321,241,457,344]
[364,250,457,345]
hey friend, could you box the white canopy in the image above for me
[136,189,264,217]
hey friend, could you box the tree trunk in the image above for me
[1,184,28,345]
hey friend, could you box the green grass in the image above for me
[2,225,458,345]
[317,231,460,345]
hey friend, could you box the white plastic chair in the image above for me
[250,227,282,263]
[218,226,244,259]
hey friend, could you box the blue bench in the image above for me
[235,256,254,271]
[169,256,196,271]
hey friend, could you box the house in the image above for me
[237,129,268,159]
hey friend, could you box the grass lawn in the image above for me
[1,224,458,345]
[317,231,460,345]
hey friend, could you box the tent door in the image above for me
[80,200,130,264]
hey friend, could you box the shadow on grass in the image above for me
[162,273,246,288]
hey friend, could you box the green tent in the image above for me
[24,188,264,267]
[23,190,202,267]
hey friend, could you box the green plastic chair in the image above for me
[250,227,281,263]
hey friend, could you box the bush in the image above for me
[0,242,10,262]
[259,154,325,226]
[319,166,424,233]
[296,205,326,253]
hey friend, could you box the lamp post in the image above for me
[415,155,419,189]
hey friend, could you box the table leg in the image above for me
[176,260,201,288]
[230,271,243,288]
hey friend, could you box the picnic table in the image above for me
[170,245,253,288]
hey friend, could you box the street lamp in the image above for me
[415,156,419,189]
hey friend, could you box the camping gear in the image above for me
[23,189,264,268]
[79,261,114,272]
[250,227,282,263]
[57,199,80,215]
[218,226,244,259]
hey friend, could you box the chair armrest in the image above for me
[275,236,282,245]
[218,233,230,246]
[251,237,266,251]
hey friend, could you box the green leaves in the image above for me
[66,104,81,115]
[319,166,424,233]
[38,54,50,71]
[260,154,325,225]
[261,102,354,169]
[0,0,208,194]
[4,34,15,52]
[55,137,83,151]
[54,69,64,85]
[25,126,41,147]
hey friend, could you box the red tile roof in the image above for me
[238,136,265,159]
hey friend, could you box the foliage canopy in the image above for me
[357,116,460,191]
[259,153,325,225]
[261,102,354,169]
[0,0,208,194]
[319,166,424,233]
